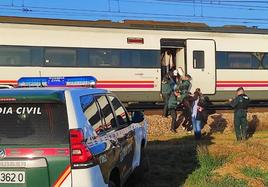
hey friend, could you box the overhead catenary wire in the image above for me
[123,0,268,10]
[1,4,267,22]
[2,6,268,26]
[1,0,268,27]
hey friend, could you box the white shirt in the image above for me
[192,98,199,118]
[161,51,173,67]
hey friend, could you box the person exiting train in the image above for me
[179,74,192,101]
[161,50,174,78]
[168,88,180,133]
[229,87,250,141]
[161,74,173,117]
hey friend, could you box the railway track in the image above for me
[127,101,268,115]
[144,107,268,115]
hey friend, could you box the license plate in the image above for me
[0,171,25,184]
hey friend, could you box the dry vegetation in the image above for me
[125,111,268,187]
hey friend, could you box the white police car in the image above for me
[0,76,148,187]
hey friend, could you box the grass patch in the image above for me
[210,176,249,187]
[184,146,228,187]
[241,167,268,186]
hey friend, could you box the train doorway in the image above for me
[160,39,216,95]
[160,39,186,80]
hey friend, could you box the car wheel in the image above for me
[140,147,149,172]
[135,147,149,179]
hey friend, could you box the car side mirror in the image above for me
[131,111,144,123]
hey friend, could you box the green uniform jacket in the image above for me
[230,94,250,113]
[161,79,173,95]
[168,94,178,109]
[179,80,191,100]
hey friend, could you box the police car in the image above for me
[0,76,148,187]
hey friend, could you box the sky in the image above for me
[1,0,268,28]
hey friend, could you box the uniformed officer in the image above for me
[229,87,250,141]
[179,74,192,102]
[168,88,180,133]
[161,74,173,117]
[179,74,192,131]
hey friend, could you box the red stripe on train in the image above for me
[0,80,17,83]
[217,84,268,87]
[217,81,268,83]
[98,80,154,83]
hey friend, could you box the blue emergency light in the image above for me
[18,76,97,88]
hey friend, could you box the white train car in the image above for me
[0,16,268,103]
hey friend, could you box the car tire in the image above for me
[135,147,149,179]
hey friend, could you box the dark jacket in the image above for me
[192,97,208,123]
[230,94,250,113]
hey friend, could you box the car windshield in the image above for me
[0,102,69,145]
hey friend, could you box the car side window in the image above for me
[95,95,117,131]
[108,95,130,127]
[80,95,105,135]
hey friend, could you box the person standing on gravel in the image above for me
[168,88,181,133]
[229,87,250,141]
[179,74,192,131]
[191,90,207,140]
[161,73,173,117]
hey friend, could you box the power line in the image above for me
[1,5,268,24]
[124,0,268,10]
[2,0,268,27]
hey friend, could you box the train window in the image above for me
[31,47,43,66]
[262,54,268,69]
[0,46,31,66]
[216,52,260,69]
[88,48,159,68]
[216,52,228,68]
[139,50,160,68]
[193,51,204,69]
[77,48,89,67]
[44,48,76,67]
[88,49,120,67]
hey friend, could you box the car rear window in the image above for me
[0,103,69,145]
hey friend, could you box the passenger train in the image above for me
[0,16,268,103]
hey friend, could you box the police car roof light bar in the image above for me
[18,76,97,88]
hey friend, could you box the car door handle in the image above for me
[110,139,120,147]
[126,132,133,139]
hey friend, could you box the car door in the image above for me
[94,95,131,181]
[107,95,135,180]
[80,94,119,184]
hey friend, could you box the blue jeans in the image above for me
[192,117,201,139]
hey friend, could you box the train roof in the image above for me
[0,15,268,35]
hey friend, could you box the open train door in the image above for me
[186,39,216,94]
